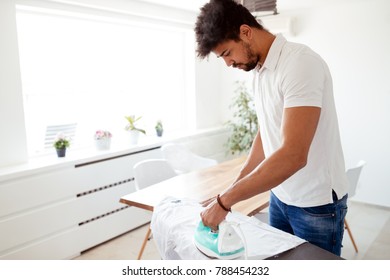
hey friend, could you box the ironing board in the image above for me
[151,197,306,260]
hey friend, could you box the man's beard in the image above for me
[233,41,260,71]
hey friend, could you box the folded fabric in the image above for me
[151,196,306,260]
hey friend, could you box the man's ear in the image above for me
[239,24,252,41]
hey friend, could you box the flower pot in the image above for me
[56,148,66,157]
[95,138,111,150]
[128,130,140,145]
[156,129,163,137]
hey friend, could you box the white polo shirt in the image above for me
[253,34,348,207]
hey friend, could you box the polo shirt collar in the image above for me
[256,34,286,73]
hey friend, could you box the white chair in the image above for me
[134,159,177,191]
[133,159,177,259]
[161,143,218,174]
[344,160,366,253]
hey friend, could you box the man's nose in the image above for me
[223,57,235,67]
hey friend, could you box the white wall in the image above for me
[199,0,390,207]
[279,0,390,207]
[194,56,222,128]
[0,0,28,167]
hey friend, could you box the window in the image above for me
[15,5,195,155]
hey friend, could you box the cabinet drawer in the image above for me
[0,181,136,253]
[0,207,151,260]
[0,148,161,218]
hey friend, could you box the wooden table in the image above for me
[120,156,270,216]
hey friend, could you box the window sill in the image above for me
[0,127,226,182]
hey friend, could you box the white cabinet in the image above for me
[0,147,162,259]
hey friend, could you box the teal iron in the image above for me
[193,220,246,259]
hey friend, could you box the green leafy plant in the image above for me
[124,115,146,134]
[225,81,258,155]
[53,132,70,149]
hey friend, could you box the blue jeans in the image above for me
[269,190,348,256]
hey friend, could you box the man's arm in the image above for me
[201,106,321,229]
[201,129,264,207]
[233,129,265,183]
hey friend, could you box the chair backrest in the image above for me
[346,160,366,198]
[161,143,218,174]
[133,159,177,190]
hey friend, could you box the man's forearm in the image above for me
[233,129,265,183]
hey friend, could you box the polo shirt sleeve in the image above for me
[281,53,326,108]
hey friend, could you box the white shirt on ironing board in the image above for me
[151,196,305,260]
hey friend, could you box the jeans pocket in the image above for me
[299,204,336,218]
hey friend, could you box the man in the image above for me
[195,0,349,256]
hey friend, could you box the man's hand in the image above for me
[200,198,228,231]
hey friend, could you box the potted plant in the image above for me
[225,81,258,155]
[155,120,163,137]
[94,130,112,150]
[53,132,70,157]
[124,115,146,144]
